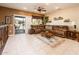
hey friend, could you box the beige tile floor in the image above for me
[2,34,79,55]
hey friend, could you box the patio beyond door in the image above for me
[14,16,25,34]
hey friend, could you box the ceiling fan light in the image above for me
[41,11,46,14]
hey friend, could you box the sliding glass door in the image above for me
[14,16,25,34]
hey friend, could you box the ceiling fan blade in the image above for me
[42,9,46,11]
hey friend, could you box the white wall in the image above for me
[46,20,72,25]
[47,6,79,30]
[25,16,32,34]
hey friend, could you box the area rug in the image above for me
[36,35,65,48]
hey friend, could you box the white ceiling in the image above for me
[0,3,79,14]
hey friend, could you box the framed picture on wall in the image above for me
[5,16,11,24]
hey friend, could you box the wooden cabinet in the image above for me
[0,25,8,54]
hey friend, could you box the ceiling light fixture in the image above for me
[55,7,60,10]
[24,7,27,10]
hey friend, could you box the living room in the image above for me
[0,3,79,55]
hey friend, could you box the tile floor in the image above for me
[2,34,79,55]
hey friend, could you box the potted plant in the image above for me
[42,16,49,25]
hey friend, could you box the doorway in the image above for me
[14,16,25,34]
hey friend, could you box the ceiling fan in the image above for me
[36,7,46,13]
